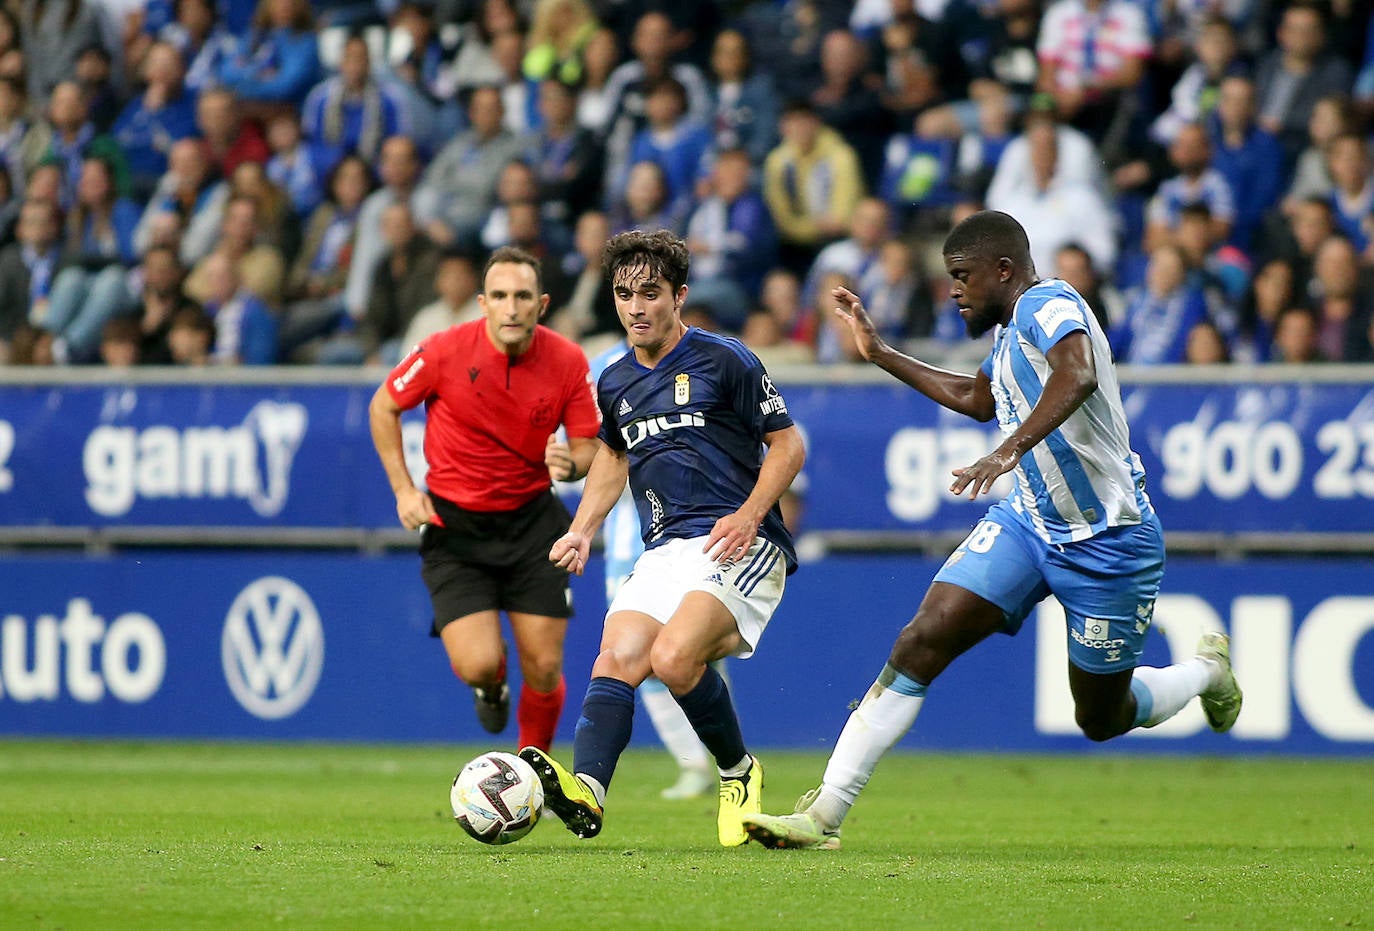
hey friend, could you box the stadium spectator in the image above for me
[596,11,712,181]
[134,137,228,268]
[1268,196,1337,285]
[705,29,779,167]
[738,0,846,105]
[381,2,460,150]
[443,0,518,96]
[73,45,119,133]
[165,304,215,365]
[41,156,140,363]
[858,237,934,341]
[110,41,199,200]
[0,77,48,194]
[1282,94,1356,214]
[521,0,600,86]
[1035,0,1152,158]
[574,27,620,132]
[1304,235,1372,363]
[1323,133,1374,256]
[873,7,949,127]
[301,33,408,166]
[1253,3,1353,165]
[1143,122,1235,253]
[1207,74,1284,253]
[614,77,712,222]
[227,160,294,257]
[1111,243,1210,365]
[608,159,686,236]
[217,0,319,111]
[984,104,1105,210]
[762,101,864,275]
[356,201,439,365]
[195,88,269,180]
[531,228,805,846]
[277,153,371,361]
[0,198,64,361]
[1269,305,1324,363]
[39,80,130,210]
[183,193,284,307]
[804,196,890,305]
[810,28,889,188]
[400,247,482,350]
[18,0,102,103]
[1174,203,1249,340]
[1235,257,1295,362]
[529,78,602,226]
[177,0,238,96]
[744,210,1242,852]
[195,246,279,365]
[98,315,141,366]
[368,245,600,754]
[414,85,527,249]
[344,135,422,329]
[545,208,615,342]
[683,147,776,330]
[264,111,339,219]
[1183,319,1231,365]
[130,243,199,365]
[987,112,1118,277]
[1150,16,1248,147]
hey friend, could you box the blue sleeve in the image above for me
[235,34,319,103]
[112,200,142,265]
[723,345,793,437]
[240,302,280,365]
[1016,295,1090,355]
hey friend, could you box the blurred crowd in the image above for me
[0,0,1371,369]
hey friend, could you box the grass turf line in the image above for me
[0,740,1369,930]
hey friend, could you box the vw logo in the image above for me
[221,576,325,720]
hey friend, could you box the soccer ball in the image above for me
[450,751,545,845]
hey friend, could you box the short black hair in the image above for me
[482,245,543,293]
[943,210,1033,268]
[602,229,691,291]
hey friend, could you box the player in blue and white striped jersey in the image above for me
[745,210,1244,851]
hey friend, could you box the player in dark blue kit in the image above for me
[519,230,807,846]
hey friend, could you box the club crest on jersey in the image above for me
[674,373,690,404]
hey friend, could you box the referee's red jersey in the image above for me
[385,321,601,512]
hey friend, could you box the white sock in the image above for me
[640,678,710,772]
[1131,658,1213,728]
[812,665,927,831]
[576,773,607,807]
[719,754,752,779]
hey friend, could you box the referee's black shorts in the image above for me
[420,490,574,635]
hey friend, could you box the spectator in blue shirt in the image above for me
[1144,122,1236,253]
[218,0,319,108]
[111,41,200,200]
[683,147,776,330]
[42,156,141,362]
[265,111,339,219]
[705,28,779,166]
[1324,133,1374,256]
[1111,244,1211,364]
[618,77,713,221]
[1207,74,1284,254]
[301,33,408,165]
[200,247,278,365]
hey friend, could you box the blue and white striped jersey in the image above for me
[981,279,1152,544]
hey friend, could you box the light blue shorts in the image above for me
[933,499,1165,674]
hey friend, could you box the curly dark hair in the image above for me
[601,228,690,292]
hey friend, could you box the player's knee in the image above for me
[449,654,503,688]
[648,639,698,693]
[517,652,563,690]
[591,646,650,685]
[1075,707,1127,743]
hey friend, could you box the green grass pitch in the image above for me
[1,740,1370,930]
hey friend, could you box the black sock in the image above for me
[672,666,747,772]
[572,676,635,794]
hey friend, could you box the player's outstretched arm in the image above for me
[832,286,994,422]
[950,331,1098,500]
[705,424,805,562]
[550,442,628,575]
[368,385,437,530]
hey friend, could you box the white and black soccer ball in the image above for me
[450,751,544,845]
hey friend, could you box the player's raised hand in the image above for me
[704,510,761,563]
[395,485,437,530]
[550,530,592,575]
[831,286,887,362]
[950,447,1018,500]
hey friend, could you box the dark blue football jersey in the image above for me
[597,328,798,572]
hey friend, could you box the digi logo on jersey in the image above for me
[221,576,325,720]
[620,412,706,450]
[83,401,308,518]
